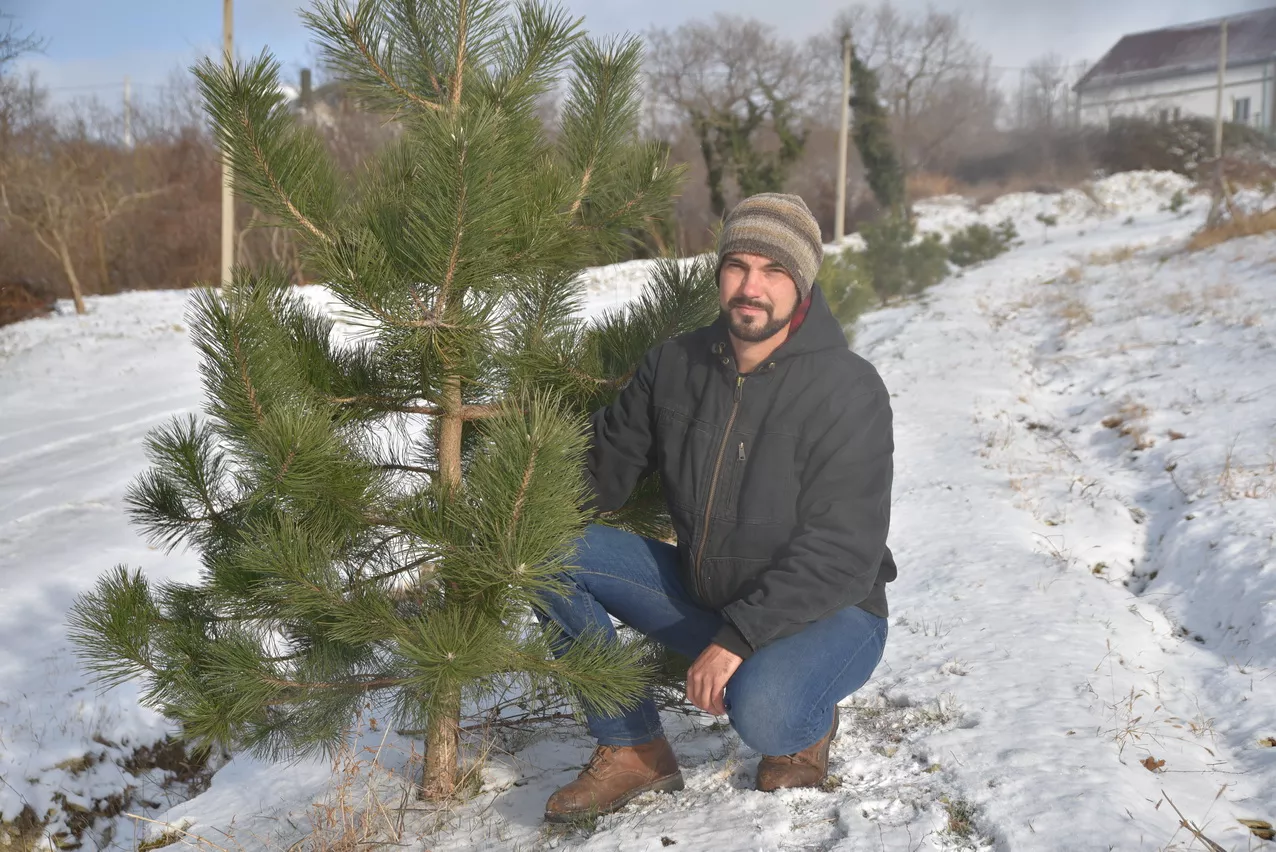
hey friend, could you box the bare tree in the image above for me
[1024,52,1070,130]
[0,15,45,146]
[1,134,164,314]
[647,15,817,218]
[816,3,1000,178]
[0,14,43,70]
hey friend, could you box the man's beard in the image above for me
[722,298,794,343]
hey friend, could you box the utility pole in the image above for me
[221,0,235,288]
[834,32,852,243]
[1214,19,1228,160]
[123,76,132,148]
[1208,18,1230,227]
[1018,67,1026,129]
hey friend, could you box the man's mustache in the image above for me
[729,297,770,311]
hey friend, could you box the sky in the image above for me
[5,0,1275,104]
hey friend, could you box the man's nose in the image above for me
[738,270,765,298]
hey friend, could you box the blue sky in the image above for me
[7,0,1273,103]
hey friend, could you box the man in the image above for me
[538,193,896,822]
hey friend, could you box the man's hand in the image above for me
[686,643,743,716]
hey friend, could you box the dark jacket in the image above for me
[585,284,896,659]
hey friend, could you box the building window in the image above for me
[1234,97,1251,124]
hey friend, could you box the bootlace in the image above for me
[765,752,804,766]
[583,745,620,776]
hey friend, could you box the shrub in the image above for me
[815,248,876,334]
[1102,116,1273,177]
[861,214,949,303]
[947,219,1018,267]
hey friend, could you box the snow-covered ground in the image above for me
[2,172,1274,851]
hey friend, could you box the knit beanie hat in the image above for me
[716,193,824,302]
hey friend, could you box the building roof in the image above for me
[1076,6,1276,92]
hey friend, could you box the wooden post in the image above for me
[1215,19,1228,159]
[1208,19,1230,227]
[123,76,132,149]
[220,0,235,288]
[834,32,852,243]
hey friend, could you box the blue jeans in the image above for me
[535,524,888,755]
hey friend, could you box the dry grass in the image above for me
[1056,296,1093,330]
[1161,278,1260,327]
[1217,443,1276,501]
[907,171,965,200]
[1187,207,1276,251]
[1165,287,1197,315]
[1102,401,1154,450]
[1087,245,1139,266]
[967,173,1087,207]
[1203,282,1239,301]
[301,728,410,852]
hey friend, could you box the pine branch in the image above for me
[328,394,502,420]
[507,440,537,536]
[230,329,266,423]
[435,134,469,316]
[261,672,406,695]
[451,0,469,108]
[378,463,436,476]
[568,163,592,216]
[341,7,443,113]
[193,53,340,246]
[236,106,333,244]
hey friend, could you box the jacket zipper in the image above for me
[693,374,744,601]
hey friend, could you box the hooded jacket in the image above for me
[585,284,896,659]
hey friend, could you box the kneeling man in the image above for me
[538,193,897,822]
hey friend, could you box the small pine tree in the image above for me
[849,49,905,218]
[948,219,1018,267]
[861,215,948,303]
[68,0,718,800]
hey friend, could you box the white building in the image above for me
[1075,7,1276,129]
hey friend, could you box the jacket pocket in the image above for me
[722,432,797,523]
[656,406,714,514]
[698,555,771,610]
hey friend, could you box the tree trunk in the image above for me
[95,223,111,295]
[437,375,464,488]
[419,372,465,799]
[420,683,462,800]
[55,233,87,315]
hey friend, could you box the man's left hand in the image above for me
[686,643,743,716]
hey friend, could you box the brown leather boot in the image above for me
[755,706,840,792]
[544,738,684,822]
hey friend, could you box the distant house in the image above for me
[1075,6,1276,129]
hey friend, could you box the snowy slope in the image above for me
[2,173,1274,852]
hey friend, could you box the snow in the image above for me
[3,172,1275,851]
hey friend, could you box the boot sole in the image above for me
[543,772,685,823]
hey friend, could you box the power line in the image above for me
[42,80,165,92]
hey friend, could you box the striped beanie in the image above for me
[717,193,823,302]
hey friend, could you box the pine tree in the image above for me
[68,0,719,800]
[849,49,905,218]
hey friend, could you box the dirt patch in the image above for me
[1,736,225,852]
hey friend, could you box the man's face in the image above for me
[718,252,800,343]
